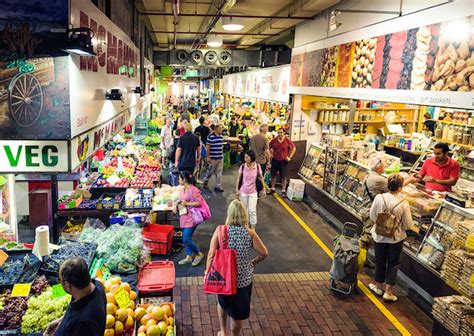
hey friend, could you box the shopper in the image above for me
[269,128,296,197]
[160,118,173,167]
[249,123,270,174]
[235,150,266,230]
[180,109,191,123]
[206,199,268,336]
[204,124,224,192]
[195,116,211,145]
[44,258,106,336]
[175,122,200,174]
[368,174,413,302]
[416,142,460,192]
[228,116,240,137]
[176,171,205,266]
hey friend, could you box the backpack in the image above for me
[375,195,405,239]
[238,164,264,195]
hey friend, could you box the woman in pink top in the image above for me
[235,150,266,230]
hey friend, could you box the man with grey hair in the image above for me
[160,118,173,167]
[204,124,224,192]
[249,123,271,174]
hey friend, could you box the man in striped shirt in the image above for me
[204,124,224,192]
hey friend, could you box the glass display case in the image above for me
[323,147,350,195]
[298,144,326,189]
[336,160,369,216]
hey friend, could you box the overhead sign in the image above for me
[0,141,69,173]
[223,65,290,103]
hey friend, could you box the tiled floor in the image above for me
[174,272,431,336]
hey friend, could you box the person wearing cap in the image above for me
[416,142,460,192]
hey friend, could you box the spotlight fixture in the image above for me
[105,89,123,100]
[132,87,142,94]
[62,28,96,56]
[329,10,342,31]
[150,87,155,92]
[222,16,244,31]
[207,35,223,48]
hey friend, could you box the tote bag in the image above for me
[203,225,237,295]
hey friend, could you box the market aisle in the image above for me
[168,167,432,335]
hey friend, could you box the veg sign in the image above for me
[0,141,69,173]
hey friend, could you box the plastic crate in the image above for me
[138,261,175,295]
[143,224,174,255]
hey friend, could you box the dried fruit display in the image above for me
[397,28,418,89]
[410,26,432,90]
[351,39,377,88]
[290,54,304,87]
[431,17,474,91]
[320,46,338,87]
[372,34,391,88]
[336,43,355,87]
[302,49,323,87]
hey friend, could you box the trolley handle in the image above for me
[342,222,359,239]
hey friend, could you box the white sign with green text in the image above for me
[0,141,69,173]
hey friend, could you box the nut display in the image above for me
[431,17,474,91]
[336,43,355,87]
[351,38,377,88]
[320,46,338,87]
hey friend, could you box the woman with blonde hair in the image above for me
[206,199,268,336]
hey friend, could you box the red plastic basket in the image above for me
[138,261,175,294]
[143,224,174,255]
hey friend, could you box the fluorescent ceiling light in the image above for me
[207,35,223,48]
[222,16,244,31]
[63,48,96,56]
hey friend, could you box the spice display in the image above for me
[321,46,338,87]
[351,38,377,88]
[336,43,355,87]
[302,49,323,87]
[433,296,474,336]
[410,26,432,90]
[431,17,474,91]
[397,28,418,89]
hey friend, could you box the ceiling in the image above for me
[137,0,341,50]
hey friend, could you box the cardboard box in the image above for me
[288,179,305,192]
[287,187,304,201]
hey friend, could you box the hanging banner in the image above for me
[223,65,290,103]
[290,15,474,109]
[0,141,69,173]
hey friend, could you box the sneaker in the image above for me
[270,188,276,194]
[368,283,383,296]
[192,253,204,266]
[178,256,193,265]
[214,187,224,192]
[281,190,287,198]
[383,292,398,302]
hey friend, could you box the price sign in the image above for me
[0,250,8,266]
[465,234,474,250]
[52,284,68,299]
[11,284,31,297]
[114,287,130,309]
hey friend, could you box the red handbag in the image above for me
[203,225,237,295]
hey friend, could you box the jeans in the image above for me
[374,241,403,285]
[240,192,258,226]
[183,227,200,256]
[204,159,223,187]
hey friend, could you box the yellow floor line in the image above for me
[274,194,411,336]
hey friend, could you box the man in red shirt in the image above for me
[417,142,460,192]
[269,128,296,197]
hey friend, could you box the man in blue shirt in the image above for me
[204,124,224,192]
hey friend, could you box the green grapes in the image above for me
[21,288,71,333]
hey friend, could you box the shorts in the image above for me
[218,283,253,320]
[271,159,288,178]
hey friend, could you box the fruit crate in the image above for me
[96,193,125,210]
[136,300,176,335]
[143,224,174,255]
[138,261,175,299]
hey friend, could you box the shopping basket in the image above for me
[329,222,360,295]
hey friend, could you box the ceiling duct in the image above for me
[219,51,232,65]
[190,50,203,64]
[175,50,189,63]
[205,50,218,64]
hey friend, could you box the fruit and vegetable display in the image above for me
[21,287,71,334]
[0,253,41,286]
[124,189,154,209]
[78,199,100,209]
[144,135,161,146]
[153,185,183,209]
[0,238,29,251]
[58,193,83,210]
[81,224,145,273]
[41,239,97,275]
[351,38,377,88]
[97,194,125,210]
[130,170,160,189]
[133,301,175,336]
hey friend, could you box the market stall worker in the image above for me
[417,142,460,192]
[228,116,240,137]
[44,258,106,336]
[175,122,201,174]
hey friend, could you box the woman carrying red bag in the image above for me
[205,200,268,336]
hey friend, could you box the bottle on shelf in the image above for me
[456,126,463,144]
[435,124,442,139]
[442,122,449,140]
[447,125,455,142]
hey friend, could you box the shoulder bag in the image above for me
[203,225,237,295]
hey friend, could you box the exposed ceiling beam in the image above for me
[151,30,276,36]
[141,12,315,20]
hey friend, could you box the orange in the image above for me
[137,325,147,334]
[104,328,115,336]
[151,306,165,321]
[114,320,124,335]
[124,315,134,329]
[106,314,115,329]
[162,304,173,317]
[104,281,112,293]
[106,293,116,305]
[109,277,121,285]
[129,290,137,301]
[146,325,160,336]
[141,314,153,326]
[134,307,147,321]
[126,308,134,317]
[120,282,131,293]
[146,319,156,328]
[107,303,117,315]
[115,309,128,322]
[127,300,136,310]
[110,284,120,293]
[157,321,168,334]
[146,305,154,314]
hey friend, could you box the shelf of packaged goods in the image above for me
[438,120,474,127]
[355,107,418,111]
[382,144,424,155]
[302,107,350,112]
[434,220,455,233]
[318,121,350,124]
[353,120,415,124]
[339,187,364,202]
[299,174,324,189]
[432,138,474,149]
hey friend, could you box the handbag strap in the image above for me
[382,194,405,214]
[365,182,374,201]
[218,225,229,249]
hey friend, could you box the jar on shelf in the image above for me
[442,123,450,140]
[456,126,463,144]
[435,124,442,139]
[462,128,470,145]
[447,125,455,142]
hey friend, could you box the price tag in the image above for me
[0,250,8,266]
[11,284,31,297]
[114,287,130,309]
[52,284,68,299]
[411,226,420,234]
[465,234,474,250]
